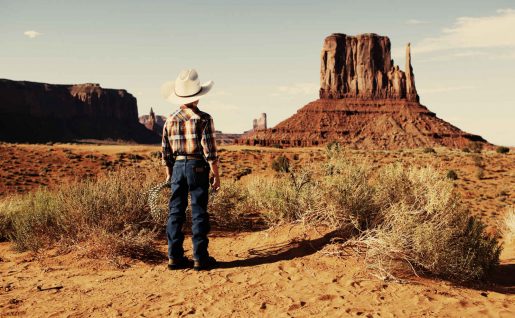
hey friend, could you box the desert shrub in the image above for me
[475,167,485,180]
[446,169,458,180]
[150,151,161,159]
[462,147,470,153]
[344,165,501,282]
[271,143,283,149]
[321,158,376,231]
[246,169,316,226]
[502,207,515,243]
[271,155,290,173]
[234,167,252,180]
[496,146,510,154]
[0,190,65,250]
[0,167,162,255]
[326,141,343,158]
[83,227,159,261]
[208,180,252,229]
[469,141,484,153]
[422,147,436,154]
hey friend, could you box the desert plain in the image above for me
[0,142,513,317]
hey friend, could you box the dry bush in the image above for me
[0,190,66,250]
[246,168,317,226]
[502,207,515,243]
[208,180,253,230]
[345,164,501,282]
[82,227,159,261]
[0,166,163,256]
[271,155,290,173]
[320,158,376,231]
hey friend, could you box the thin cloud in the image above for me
[418,85,474,94]
[272,83,318,96]
[24,30,42,38]
[405,19,429,25]
[413,9,515,54]
[203,100,239,111]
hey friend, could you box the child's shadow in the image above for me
[216,230,340,269]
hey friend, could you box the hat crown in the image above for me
[174,69,202,97]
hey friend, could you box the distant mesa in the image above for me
[253,113,267,131]
[238,33,487,149]
[0,79,160,143]
[139,107,167,137]
[140,108,242,145]
[242,113,268,135]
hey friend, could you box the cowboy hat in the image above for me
[160,69,214,104]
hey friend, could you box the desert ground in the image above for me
[1,142,514,317]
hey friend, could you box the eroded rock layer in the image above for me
[320,33,418,101]
[239,99,485,149]
[238,33,487,149]
[0,79,159,143]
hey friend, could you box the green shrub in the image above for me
[271,155,290,173]
[496,146,510,154]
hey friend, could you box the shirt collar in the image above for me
[180,104,200,113]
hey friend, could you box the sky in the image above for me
[1,0,514,146]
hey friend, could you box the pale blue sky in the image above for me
[1,0,514,145]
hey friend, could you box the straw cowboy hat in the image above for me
[160,69,214,104]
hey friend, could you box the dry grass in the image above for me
[0,161,261,259]
[342,164,501,282]
[246,173,309,225]
[0,145,504,282]
[502,207,515,243]
[242,154,501,282]
[208,180,254,230]
[0,166,162,258]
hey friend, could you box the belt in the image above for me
[175,155,205,161]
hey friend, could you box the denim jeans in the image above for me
[167,159,211,261]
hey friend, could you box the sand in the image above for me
[1,224,514,317]
[1,143,514,317]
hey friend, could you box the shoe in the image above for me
[167,257,193,270]
[193,256,217,271]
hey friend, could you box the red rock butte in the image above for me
[238,33,487,149]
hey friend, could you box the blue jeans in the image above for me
[167,159,211,261]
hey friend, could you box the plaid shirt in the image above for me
[161,105,218,167]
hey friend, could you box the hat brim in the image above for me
[160,80,214,104]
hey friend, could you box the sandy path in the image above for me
[1,225,514,317]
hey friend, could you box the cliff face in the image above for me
[0,79,159,143]
[319,33,418,102]
[238,33,488,149]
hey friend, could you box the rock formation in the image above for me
[252,113,267,131]
[0,79,160,143]
[139,107,167,136]
[238,33,487,149]
[319,33,418,102]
